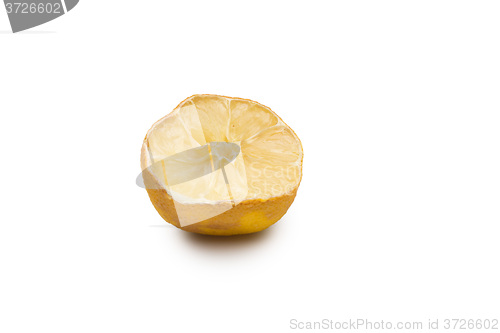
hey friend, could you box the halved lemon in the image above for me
[141,95,303,236]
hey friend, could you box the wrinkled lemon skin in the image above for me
[146,188,297,236]
[140,95,303,236]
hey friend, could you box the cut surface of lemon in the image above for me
[141,95,303,235]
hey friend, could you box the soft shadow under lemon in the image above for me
[149,218,285,253]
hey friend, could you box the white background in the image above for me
[1,1,499,332]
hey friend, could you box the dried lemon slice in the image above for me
[141,95,303,235]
